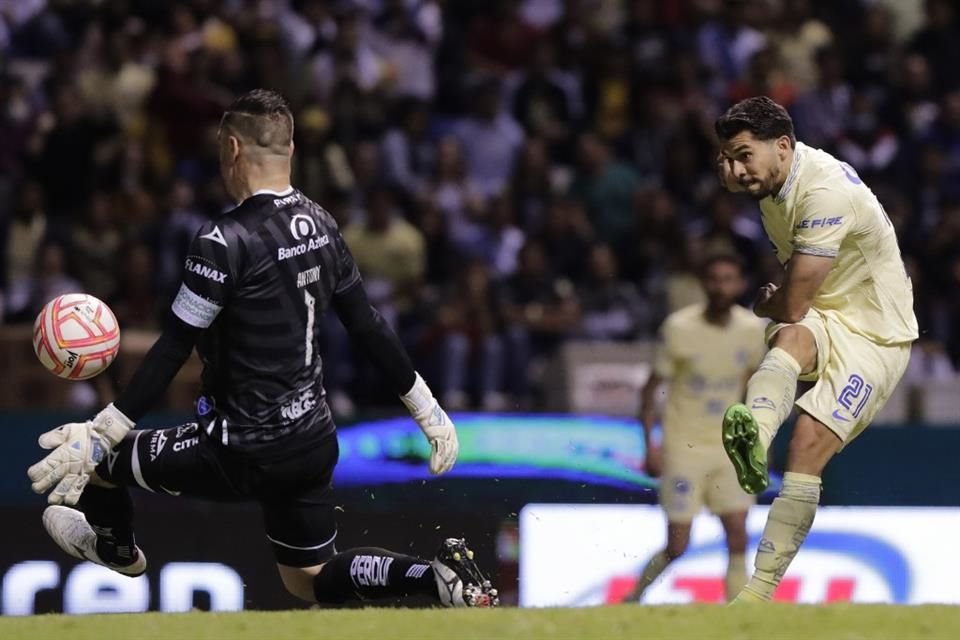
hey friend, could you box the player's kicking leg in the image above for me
[719,323,822,603]
[722,324,817,495]
[733,413,836,603]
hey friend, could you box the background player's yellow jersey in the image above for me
[654,304,766,450]
[758,142,919,345]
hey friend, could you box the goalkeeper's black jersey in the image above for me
[170,188,360,448]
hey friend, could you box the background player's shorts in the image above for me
[96,414,339,568]
[766,308,911,446]
[660,446,755,523]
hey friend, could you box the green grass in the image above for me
[2,605,959,640]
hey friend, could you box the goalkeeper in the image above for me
[26,89,497,609]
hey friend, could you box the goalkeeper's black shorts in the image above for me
[95,412,340,568]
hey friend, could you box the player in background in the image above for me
[715,97,918,603]
[26,89,498,608]
[625,255,766,603]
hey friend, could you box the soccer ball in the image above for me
[32,293,120,380]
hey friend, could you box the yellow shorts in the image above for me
[766,308,911,446]
[660,446,755,523]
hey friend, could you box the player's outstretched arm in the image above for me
[753,253,834,323]
[332,283,459,474]
[27,313,200,505]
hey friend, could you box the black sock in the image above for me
[78,486,137,564]
[313,547,438,604]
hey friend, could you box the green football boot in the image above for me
[722,403,769,495]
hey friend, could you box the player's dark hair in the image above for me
[699,252,745,278]
[715,96,795,147]
[220,89,294,153]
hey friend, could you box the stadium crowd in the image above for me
[1,0,958,413]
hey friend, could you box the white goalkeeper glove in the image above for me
[26,404,135,506]
[399,373,459,475]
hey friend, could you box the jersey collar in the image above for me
[249,186,294,198]
[237,186,294,207]
[774,143,805,204]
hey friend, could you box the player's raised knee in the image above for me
[770,325,817,373]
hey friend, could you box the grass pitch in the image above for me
[1,605,957,639]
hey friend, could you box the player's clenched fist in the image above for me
[716,152,745,193]
[400,372,460,474]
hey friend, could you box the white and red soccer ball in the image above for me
[32,293,120,380]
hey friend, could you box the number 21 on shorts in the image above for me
[837,374,873,419]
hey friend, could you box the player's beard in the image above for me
[743,180,772,200]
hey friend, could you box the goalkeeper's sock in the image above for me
[725,552,748,601]
[745,347,802,450]
[628,550,673,601]
[78,486,138,565]
[313,547,438,604]
[740,472,820,601]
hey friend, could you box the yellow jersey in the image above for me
[758,142,919,345]
[655,304,767,449]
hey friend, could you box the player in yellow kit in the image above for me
[626,255,766,603]
[714,97,919,603]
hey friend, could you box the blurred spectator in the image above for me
[508,42,574,156]
[111,242,162,331]
[769,0,833,92]
[4,182,48,320]
[369,0,441,100]
[343,184,426,327]
[890,54,940,139]
[30,83,120,221]
[691,190,763,273]
[728,45,798,108]
[453,77,525,197]
[908,0,960,97]
[467,0,543,75]
[382,98,435,197]
[791,45,851,151]
[419,135,486,256]
[486,193,526,280]
[845,4,897,93]
[577,243,649,341]
[583,42,636,144]
[500,240,579,378]
[433,260,508,411]
[509,137,555,233]
[697,0,767,100]
[539,195,594,281]
[72,192,122,303]
[568,133,641,244]
[834,89,900,177]
[24,241,82,320]
[310,8,388,102]
[292,104,354,202]
[157,180,208,294]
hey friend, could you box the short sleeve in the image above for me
[652,320,677,379]
[792,187,852,258]
[171,223,238,328]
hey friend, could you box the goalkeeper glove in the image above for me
[26,404,135,506]
[400,373,459,475]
